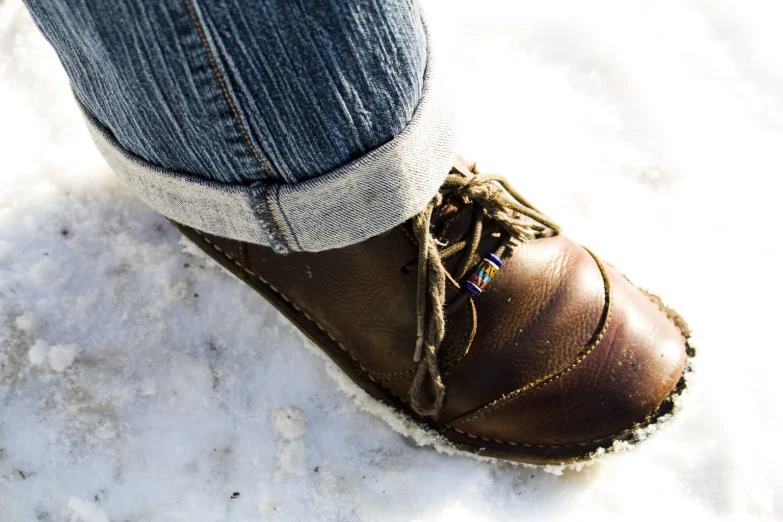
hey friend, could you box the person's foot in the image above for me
[173,157,695,464]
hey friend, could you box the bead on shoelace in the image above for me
[464,253,503,296]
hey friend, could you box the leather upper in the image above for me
[175,160,690,458]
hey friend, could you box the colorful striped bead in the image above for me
[464,253,502,296]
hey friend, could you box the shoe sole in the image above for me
[176,223,695,466]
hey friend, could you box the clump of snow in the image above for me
[15,311,35,331]
[28,339,49,365]
[2,0,782,520]
[277,440,306,476]
[258,496,280,515]
[47,344,78,372]
[28,339,78,371]
[271,405,308,440]
[139,379,157,397]
[65,497,110,522]
[29,256,62,285]
[271,406,307,475]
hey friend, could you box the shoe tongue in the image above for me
[452,154,475,177]
[430,155,479,245]
[431,197,475,246]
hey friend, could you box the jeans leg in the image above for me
[22,0,456,252]
[22,0,427,185]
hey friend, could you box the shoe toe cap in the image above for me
[451,261,689,453]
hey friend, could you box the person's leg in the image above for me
[22,0,455,252]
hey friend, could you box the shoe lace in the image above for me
[408,163,561,418]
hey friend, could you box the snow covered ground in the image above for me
[2,0,782,520]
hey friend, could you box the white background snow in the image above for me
[1,0,782,520]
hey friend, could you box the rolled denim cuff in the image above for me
[81,29,455,253]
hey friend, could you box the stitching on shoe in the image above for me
[448,408,660,448]
[400,224,418,247]
[368,368,417,380]
[445,247,614,427]
[365,344,457,380]
[643,289,695,357]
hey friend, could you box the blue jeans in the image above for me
[23,0,456,252]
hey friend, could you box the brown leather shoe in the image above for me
[172,157,694,464]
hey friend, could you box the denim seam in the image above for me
[248,184,290,254]
[265,186,299,252]
[182,0,274,178]
[267,189,303,252]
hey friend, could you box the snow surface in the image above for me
[2,0,783,520]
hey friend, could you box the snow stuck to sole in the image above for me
[299,324,697,474]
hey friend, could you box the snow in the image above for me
[26,338,78,370]
[46,343,79,372]
[271,406,308,441]
[1,0,782,520]
[28,256,61,285]
[65,497,110,522]
[27,339,48,366]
